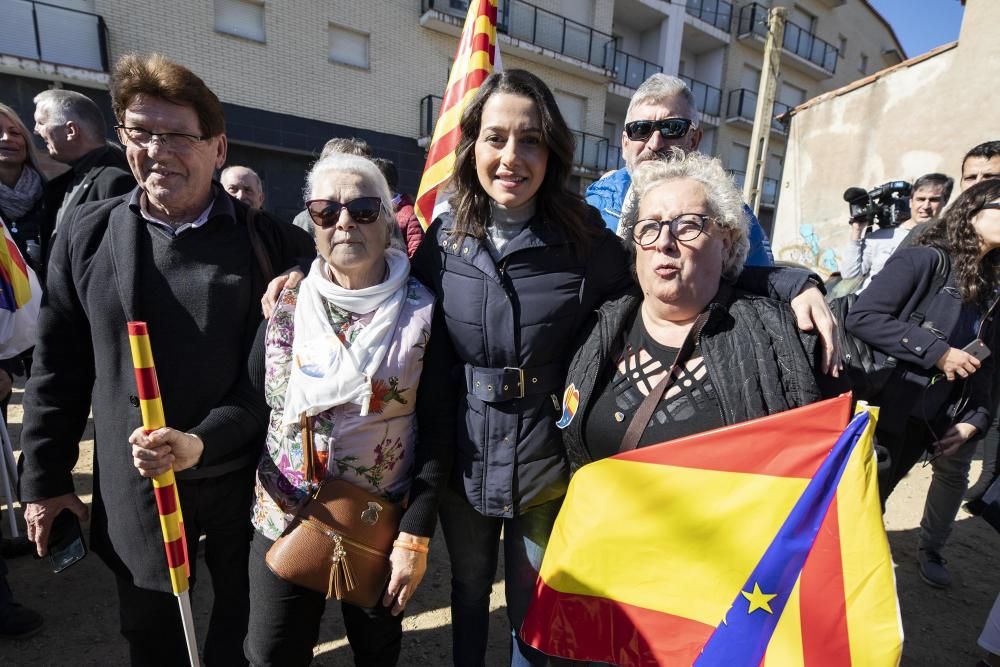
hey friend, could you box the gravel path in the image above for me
[2,384,998,665]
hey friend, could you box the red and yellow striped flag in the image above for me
[414,0,501,230]
[127,321,191,595]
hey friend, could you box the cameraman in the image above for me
[839,173,953,292]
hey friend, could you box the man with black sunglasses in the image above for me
[585,73,774,267]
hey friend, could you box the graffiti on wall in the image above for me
[776,224,841,275]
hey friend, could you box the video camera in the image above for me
[843,181,912,228]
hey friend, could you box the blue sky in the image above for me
[866,0,965,59]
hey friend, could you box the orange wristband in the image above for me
[392,540,429,554]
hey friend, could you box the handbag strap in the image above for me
[619,310,711,454]
[300,414,316,484]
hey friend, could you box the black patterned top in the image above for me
[584,309,725,460]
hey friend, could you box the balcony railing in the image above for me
[605,144,626,172]
[680,75,722,117]
[684,0,733,32]
[726,88,791,132]
[730,169,780,207]
[571,130,611,173]
[422,0,615,70]
[419,94,443,138]
[607,48,662,90]
[0,0,109,71]
[737,2,838,75]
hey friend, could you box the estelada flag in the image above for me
[0,215,40,359]
[414,0,501,230]
[521,394,902,666]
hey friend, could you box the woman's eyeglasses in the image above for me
[980,202,1000,212]
[305,197,384,228]
[624,118,695,142]
[632,213,713,246]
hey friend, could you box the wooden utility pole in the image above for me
[743,6,786,216]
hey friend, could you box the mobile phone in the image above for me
[962,339,992,362]
[47,509,87,573]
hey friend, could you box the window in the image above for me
[214,0,265,43]
[859,53,869,74]
[554,90,586,131]
[838,35,847,59]
[329,24,369,69]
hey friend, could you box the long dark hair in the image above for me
[448,69,597,253]
[917,178,1000,304]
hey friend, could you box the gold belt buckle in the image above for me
[504,367,525,399]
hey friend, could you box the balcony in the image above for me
[571,130,612,176]
[726,88,791,133]
[730,169,780,208]
[0,0,109,72]
[420,0,614,77]
[680,75,722,118]
[685,0,733,32]
[736,3,838,78]
[607,48,662,91]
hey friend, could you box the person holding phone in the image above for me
[846,178,1000,589]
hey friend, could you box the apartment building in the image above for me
[0,0,903,226]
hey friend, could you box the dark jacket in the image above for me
[412,209,635,517]
[41,143,134,274]
[846,246,1000,437]
[561,286,828,470]
[19,187,314,592]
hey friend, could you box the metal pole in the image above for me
[742,6,786,217]
[178,591,201,666]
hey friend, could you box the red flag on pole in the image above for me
[414,0,502,230]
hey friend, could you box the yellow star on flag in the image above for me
[741,582,777,615]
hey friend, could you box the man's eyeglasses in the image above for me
[632,213,713,246]
[306,197,385,228]
[115,125,206,150]
[624,118,695,142]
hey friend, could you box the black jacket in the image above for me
[19,187,314,592]
[561,286,829,471]
[846,246,1000,436]
[40,143,134,274]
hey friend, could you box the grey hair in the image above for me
[221,164,262,188]
[304,153,403,251]
[622,148,749,281]
[626,74,700,127]
[33,89,106,141]
[912,172,954,205]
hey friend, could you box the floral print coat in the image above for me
[252,276,435,540]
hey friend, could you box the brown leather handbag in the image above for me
[265,416,402,608]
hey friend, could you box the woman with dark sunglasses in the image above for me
[245,152,441,666]
[846,178,1000,589]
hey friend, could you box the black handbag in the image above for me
[828,245,949,401]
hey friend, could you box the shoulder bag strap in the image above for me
[619,310,711,454]
[246,207,276,284]
[300,414,316,485]
[908,246,950,326]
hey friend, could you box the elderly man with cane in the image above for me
[19,53,312,665]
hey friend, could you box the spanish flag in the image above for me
[414,0,501,230]
[521,394,902,666]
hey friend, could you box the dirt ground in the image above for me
[2,382,999,666]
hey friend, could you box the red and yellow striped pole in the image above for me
[127,322,200,666]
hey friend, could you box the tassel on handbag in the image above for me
[265,416,402,608]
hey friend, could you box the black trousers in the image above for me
[114,467,254,667]
[877,417,937,505]
[245,531,403,667]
